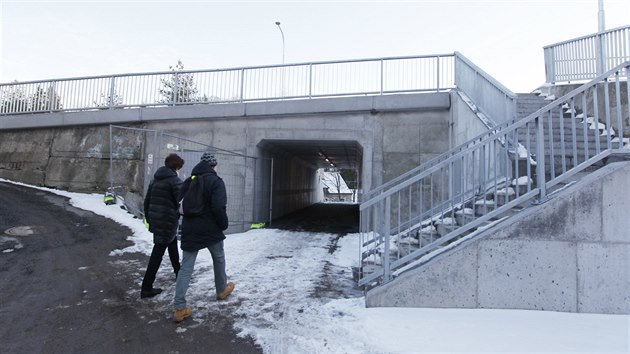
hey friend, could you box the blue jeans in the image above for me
[173,241,227,310]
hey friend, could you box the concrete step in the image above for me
[515,93,549,119]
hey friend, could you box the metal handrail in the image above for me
[359,61,630,287]
[364,52,517,200]
[543,24,630,83]
[0,52,516,132]
[0,54,456,115]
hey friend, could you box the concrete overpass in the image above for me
[1,90,491,233]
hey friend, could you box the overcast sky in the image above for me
[1,0,629,92]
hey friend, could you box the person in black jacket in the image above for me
[173,152,234,322]
[141,153,184,299]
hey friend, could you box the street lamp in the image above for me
[275,21,285,64]
[597,0,605,32]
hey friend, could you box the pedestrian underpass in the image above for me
[257,139,362,233]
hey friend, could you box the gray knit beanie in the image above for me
[200,152,217,166]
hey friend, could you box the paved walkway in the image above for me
[0,182,262,354]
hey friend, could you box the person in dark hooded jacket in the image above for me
[173,152,234,322]
[141,153,184,299]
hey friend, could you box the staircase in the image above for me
[358,61,630,289]
[516,93,548,120]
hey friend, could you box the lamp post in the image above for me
[275,21,286,96]
[275,21,285,64]
[596,0,606,75]
[604,0,606,32]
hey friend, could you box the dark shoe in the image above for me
[140,288,162,299]
[173,306,192,322]
[216,282,234,301]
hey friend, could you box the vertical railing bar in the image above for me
[547,110,556,180]
[308,63,313,99]
[559,101,567,174]
[513,128,520,198]
[593,86,602,155]
[383,197,391,284]
[479,144,486,211]
[535,115,547,201]
[462,154,467,213]
[504,133,510,202]
[603,79,612,150]
[436,55,441,91]
[525,122,532,193]
[582,92,590,162]
[626,66,630,148]
[396,191,401,259]
[490,138,499,207]
[569,98,578,169]
[239,68,245,103]
[407,186,411,250]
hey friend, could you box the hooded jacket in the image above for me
[179,161,229,251]
[144,166,182,245]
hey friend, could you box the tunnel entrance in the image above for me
[257,139,363,234]
[271,203,359,234]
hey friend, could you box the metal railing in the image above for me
[544,25,630,84]
[0,52,516,131]
[0,54,456,115]
[363,52,517,201]
[358,61,630,287]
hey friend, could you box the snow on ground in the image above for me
[4,179,629,353]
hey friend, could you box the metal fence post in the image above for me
[535,115,547,202]
[109,125,114,192]
[171,72,179,106]
[240,68,245,103]
[49,81,56,112]
[436,55,441,91]
[380,59,384,95]
[595,33,605,77]
[308,63,313,99]
[268,157,274,226]
[109,76,116,110]
[382,197,391,283]
[544,47,555,83]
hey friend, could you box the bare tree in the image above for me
[1,82,28,113]
[94,91,123,109]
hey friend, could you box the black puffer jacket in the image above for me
[179,161,228,252]
[144,166,182,245]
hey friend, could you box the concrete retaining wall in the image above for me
[0,125,144,193]
[366,161,630,314]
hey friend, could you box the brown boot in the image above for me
[173,306,192,322]
[216,282,235,301]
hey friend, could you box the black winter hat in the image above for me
[200,152,218,166]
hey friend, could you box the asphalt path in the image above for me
[0,182,262,354]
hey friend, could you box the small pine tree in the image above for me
[30,85,63,111]
[158,60,201,104]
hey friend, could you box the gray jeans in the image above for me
[173,241,227,310]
